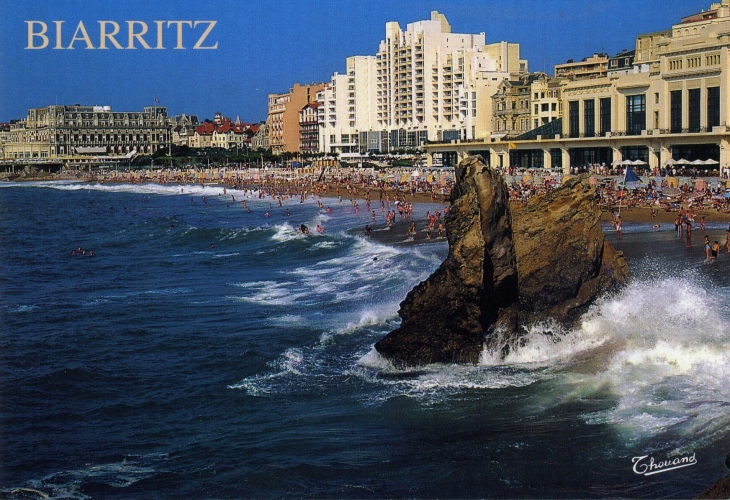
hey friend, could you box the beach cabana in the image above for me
[694,179,707,191]
[667,177,679,188]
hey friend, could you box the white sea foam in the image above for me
[270,223,302,242]
[350,274,730,445]
[228,280,306,306]
[7,304,40,313]
[22,454,166,499]
[228,347,312,395]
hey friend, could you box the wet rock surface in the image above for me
[375,156,629,368]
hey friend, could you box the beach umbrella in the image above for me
[690,159,706,166]
[675,158,690,165]
[704,159,720,165]
[631,159,647,165]
[664,158,677,166]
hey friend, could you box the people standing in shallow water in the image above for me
[686,218,692,247]
[711,241,720,262]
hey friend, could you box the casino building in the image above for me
[424,0,730,177]
[3,104,171,165]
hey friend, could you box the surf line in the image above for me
[632,453,697,476]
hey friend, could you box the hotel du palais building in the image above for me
[3,105,171,166]
[425,0,730,178]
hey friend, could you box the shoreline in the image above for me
[7,173,730,229]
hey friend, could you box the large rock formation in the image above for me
[375,156,629,368]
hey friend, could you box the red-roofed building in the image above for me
[189,116,258,151]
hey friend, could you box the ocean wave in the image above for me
[508,275,730,447]
[228,280,308,306]
[7,304,40,313]
[14,454,168,500]
[228,347,315,395]
[348,273,730,446]
[353,348,551,406]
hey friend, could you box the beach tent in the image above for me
[624,166,642,189]
[667,177,679,188]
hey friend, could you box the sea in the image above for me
[1,180,729,499]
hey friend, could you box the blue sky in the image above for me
[0,0,712,122]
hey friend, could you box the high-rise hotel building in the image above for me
[319,11,527,156]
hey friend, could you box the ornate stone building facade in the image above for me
[4,105,170,161]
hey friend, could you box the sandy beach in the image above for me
[6,170,730,229]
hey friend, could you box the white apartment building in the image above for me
[318,55,378,158]
[318,11,527,154]
[374,11,526,147]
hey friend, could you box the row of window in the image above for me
[569,98,613,137]
[668,53,721,71]
[670,87,720,133]
[568,87,720,137]
[534,103,559,114]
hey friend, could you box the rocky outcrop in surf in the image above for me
[374,156,629,368]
